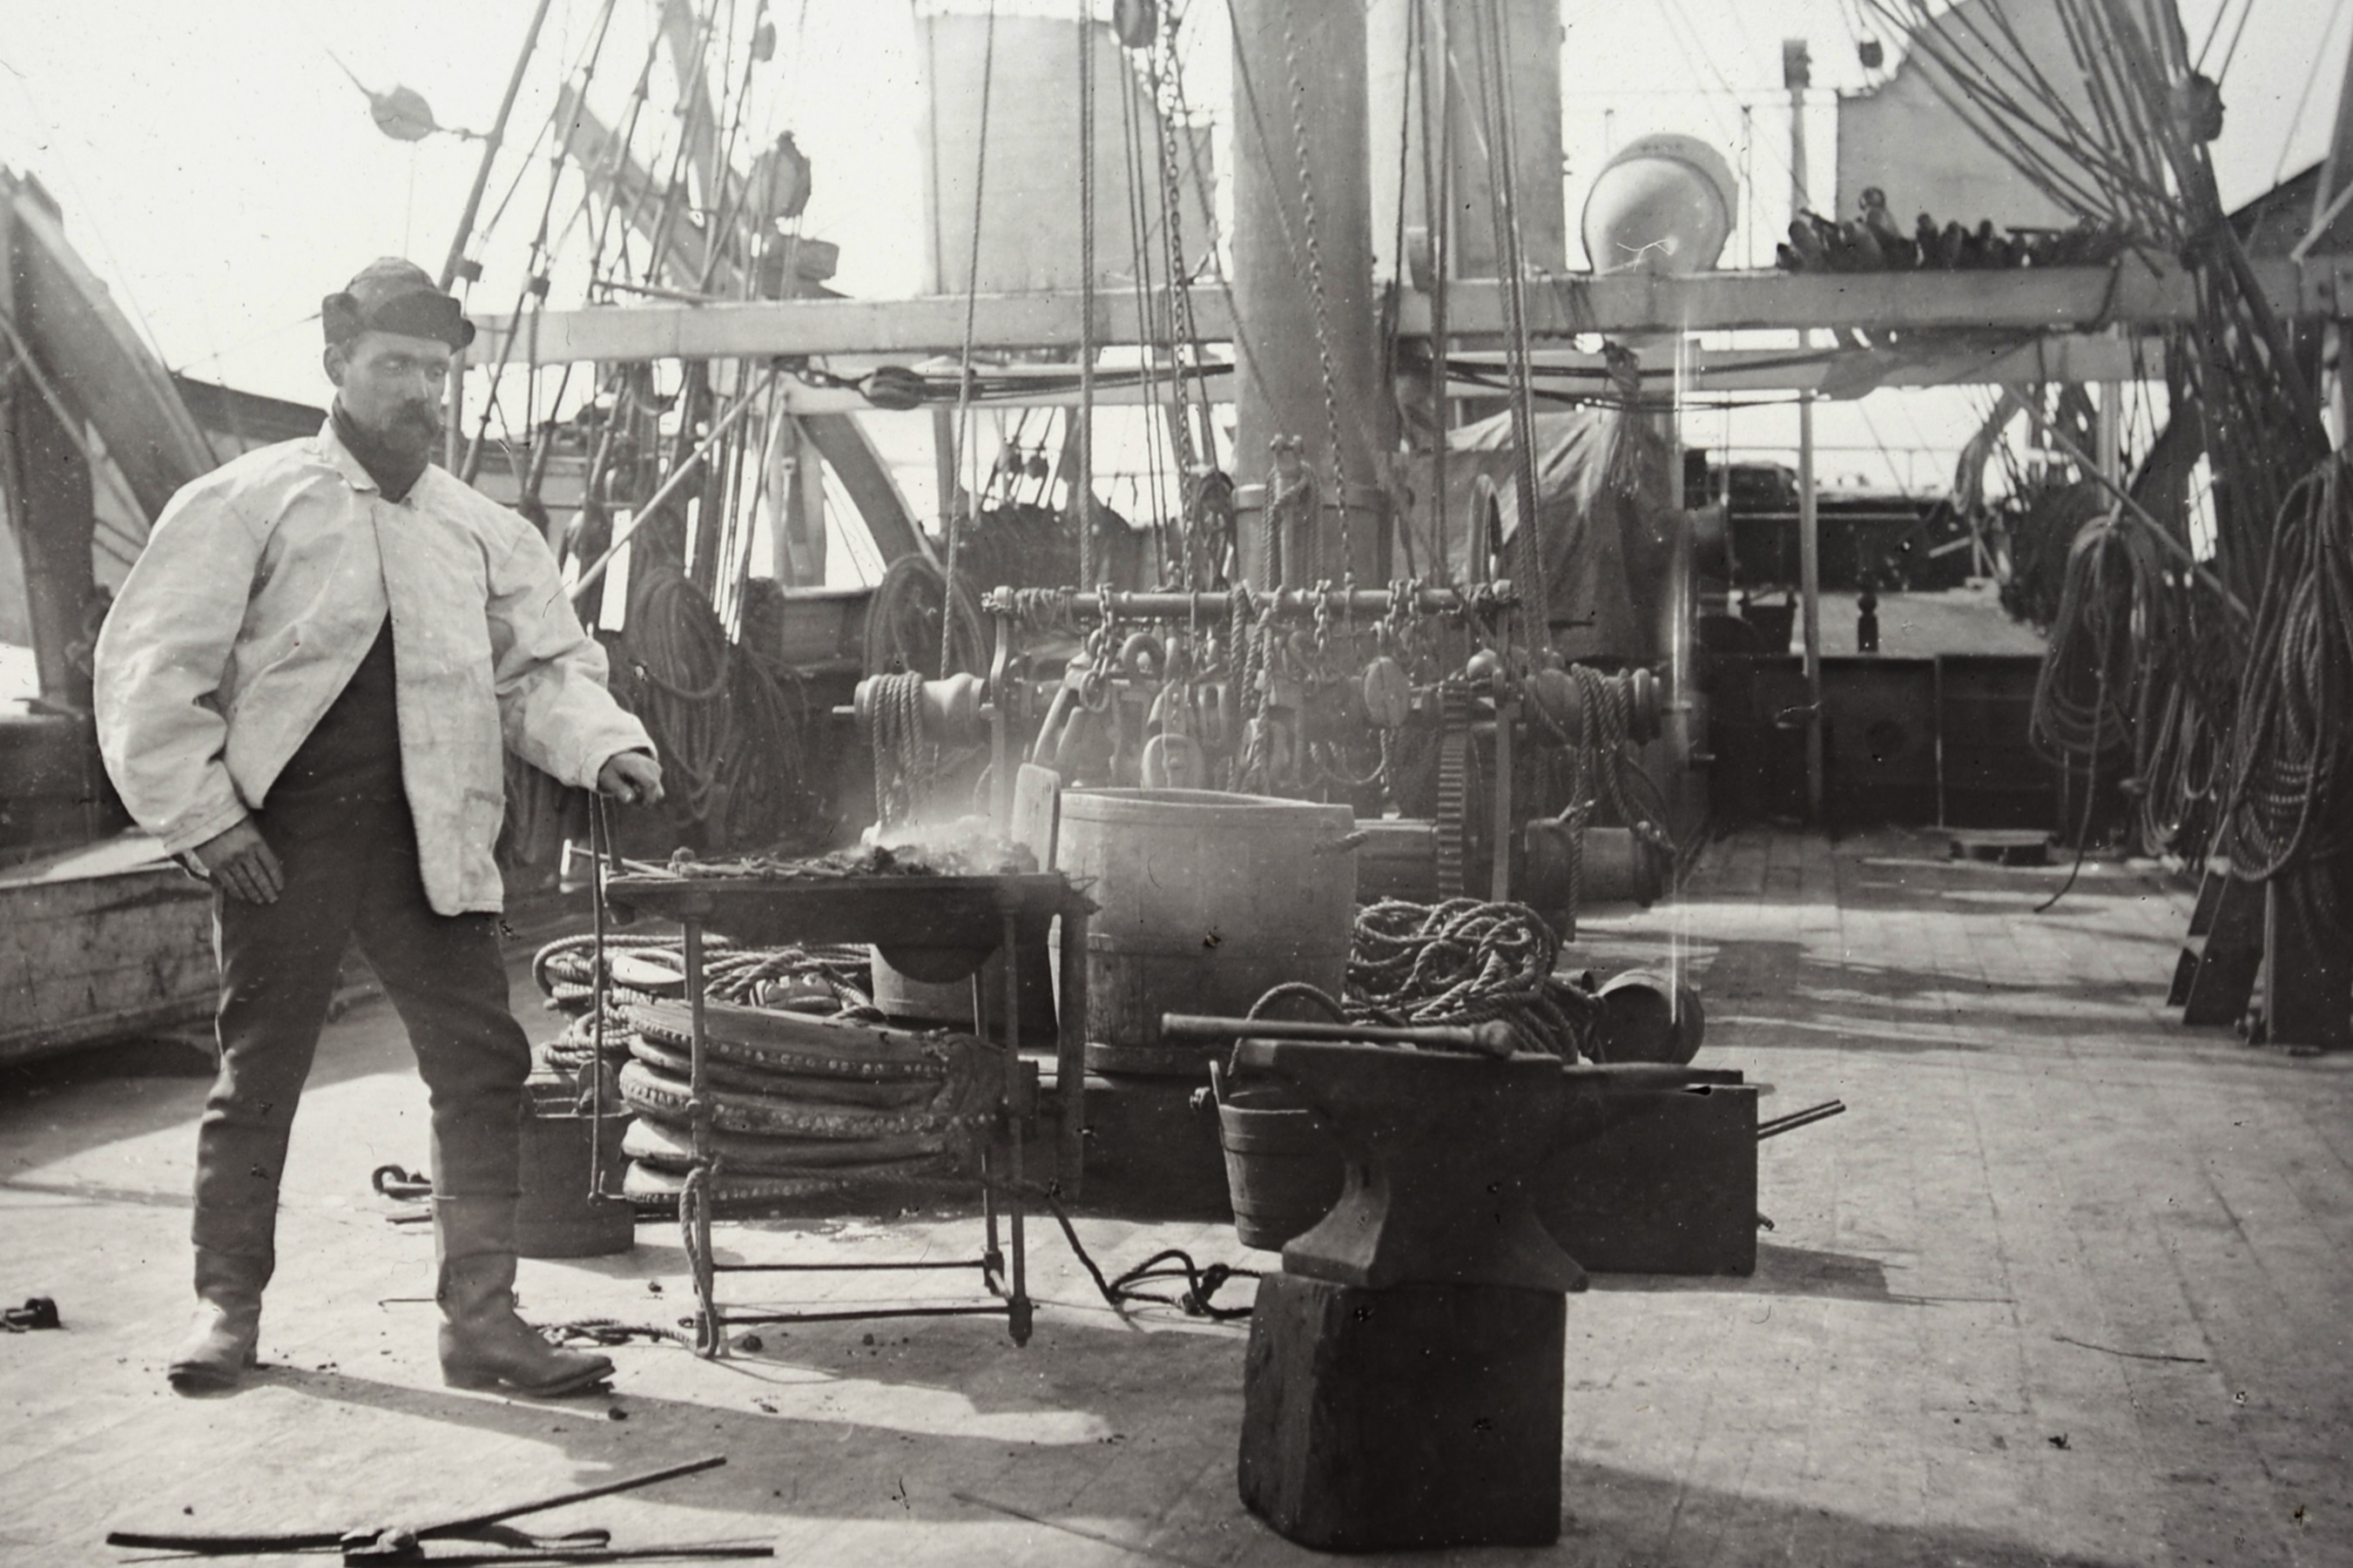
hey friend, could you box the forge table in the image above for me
[603,871,1090,1350]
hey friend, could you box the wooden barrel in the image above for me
[1216,1077,1345,1251]
[1056,789,1357,1077]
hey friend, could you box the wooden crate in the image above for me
[0,833,214,1064]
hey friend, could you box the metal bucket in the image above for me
[1214,1066,1345,1252]
[516,1073,635,1258]
[869,936,1058,1043]
[1055,788,1357,1077]
[1589,969,1706,1066]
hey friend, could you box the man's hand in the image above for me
[192,819,285,905]
[597,750,665,807]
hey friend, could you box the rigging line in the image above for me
[1998,0,2179,215]
[1146,16,1212,481]
[1119,37,1176,578]
[1885,0,2148,216]
[483,0,624,252]
[1385,0,1425,582]
[520,0,642,279]
[1078,0,1098,591]
[1158,44,1286,442]
[2269,0,2353,188]
[1862,4,2120,219]
[680,0,752,286]
[1216,0,1315,299]
[1472,0,1547,627]
[1648,0,1783,179]
[2191,0,2237,65]
[1273,0,1352,581]
[476,115,562,255]
[695,0,773,296]
[637,0,727,289]
[1116,30,1163,561]
[1850,400,1910,497]
[568,366,778,603]
[469,3,626,481]
[169,310,321,378]
[2033,0,2174,222]
[1385,0,1417,360]
[579,17,674,298]
[1869,0,2128,209]
[1420,0,1450,582]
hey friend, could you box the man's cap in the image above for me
[322,259,476,351]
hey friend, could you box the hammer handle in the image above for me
[1159,1013,1517,1057]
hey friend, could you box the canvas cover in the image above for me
[1398,407,1685,664]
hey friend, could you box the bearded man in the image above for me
[94,259,663,1397]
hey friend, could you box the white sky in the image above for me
[0,0,2341,495]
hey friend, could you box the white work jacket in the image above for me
[93,421,651,915]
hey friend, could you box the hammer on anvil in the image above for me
[1162,1013,1588,1294]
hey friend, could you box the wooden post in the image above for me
[2263,879,2352,1053]
[1786,41,1824,825]
[1799,394,1824,824]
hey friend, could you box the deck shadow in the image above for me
[1586,1239,1921,1305]
[118,1338,2136,1568]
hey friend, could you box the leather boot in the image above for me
[168,1247,271,1393]
[434,1196,613,1396]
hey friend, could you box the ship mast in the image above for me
[1227,0,1388,587]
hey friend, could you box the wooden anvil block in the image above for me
[1237,1273,1565,1551]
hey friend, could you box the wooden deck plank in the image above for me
[8,827,2353,1567]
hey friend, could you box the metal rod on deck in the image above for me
[984,584,1512,621]
[1161,1012,1518,1057]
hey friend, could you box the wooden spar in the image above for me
[439,0,556,291]
[0,169,213,522]
[471,255,2342,368]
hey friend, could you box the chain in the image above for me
[1273,3,1350,584]
[1145,16,1204,488]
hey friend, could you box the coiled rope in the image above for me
[621,562,813,848]
[868,670,936,831]
[1338,898,1597,1059]
[2223,457,2353,892]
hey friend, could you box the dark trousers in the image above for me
[192,789,530,1258]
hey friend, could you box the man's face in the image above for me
[327,330,451,461]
